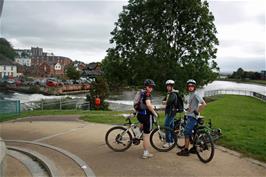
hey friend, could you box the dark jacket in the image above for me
[163,90,179,117]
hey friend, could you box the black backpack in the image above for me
[172,91,184,112]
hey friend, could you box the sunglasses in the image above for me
[148,85,154,88]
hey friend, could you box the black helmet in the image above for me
[144,79,155,87]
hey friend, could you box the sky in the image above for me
[0,0,265,73]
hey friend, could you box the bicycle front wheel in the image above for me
[105,126,132,152]
[194,131,215,163]
[150,127,176,152]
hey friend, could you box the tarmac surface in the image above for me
[1,115,266,177]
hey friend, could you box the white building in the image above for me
[15,57,31,66]
[54,63,62,70]
[0,56,18,79]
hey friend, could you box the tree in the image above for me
[87,76,110,110]
[0,38,16,60]
[102,0,219,92]
[66,65,81,80]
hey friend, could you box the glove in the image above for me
[193,110,199,116]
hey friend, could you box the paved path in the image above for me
[1,115,266,177]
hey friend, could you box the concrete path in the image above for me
[1,115,266,177]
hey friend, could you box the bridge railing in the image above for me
[204,89,266,101]
[0,100,20,116]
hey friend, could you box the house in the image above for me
[15,57,31,66]
[53,62,64,76]
[0,54,18,79]
[38,62,52,77]
[73,61,86,71]
[81,62,103,79]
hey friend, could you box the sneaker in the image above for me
[142,153,154,159]
[177,149,189,156]
[162,142,174,148]
[189,146,197,154]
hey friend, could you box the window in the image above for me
[4,66,6,70]
[11,66,13,71]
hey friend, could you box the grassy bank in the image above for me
[202,95,266,162]
[1,95,265,162]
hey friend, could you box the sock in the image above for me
[144,150,149,155]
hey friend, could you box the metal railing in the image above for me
[0,100,21,115]
[204,89,266,101]
[21,98,90,112]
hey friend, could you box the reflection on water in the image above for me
[107,81,266,111]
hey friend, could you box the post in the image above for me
[41,100,44,111]
[59,98,62,110]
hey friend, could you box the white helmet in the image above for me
[165,80,175,85]
[186,79,196,85]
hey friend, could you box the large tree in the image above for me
[102,0,219,91]
[0,38,16,60]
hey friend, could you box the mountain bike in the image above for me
[150,113,221,163]
[105,112,164,152]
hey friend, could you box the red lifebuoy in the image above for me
[95,97,101,106]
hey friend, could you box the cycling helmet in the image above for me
[186,79,196,85]
[165,80,175,85]
[144,79,156,87]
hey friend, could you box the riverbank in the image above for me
[218,78,266,86]
[1,95,266,162]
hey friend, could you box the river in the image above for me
[0,81,265,111]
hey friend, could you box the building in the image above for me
[53,62,64,76]
[31,47,43,57]
[0,54,18,79]
[15,57,31,66]
[31,56,72,67]
[81,62,103,79]
[14,47,73,77]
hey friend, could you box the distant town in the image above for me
[0,46,103,95]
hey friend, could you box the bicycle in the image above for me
[105,112,163,152]
[150,112,221,163]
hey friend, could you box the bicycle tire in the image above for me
[194,131,215,163]
[105,126,132,152]
[150,127,177,152]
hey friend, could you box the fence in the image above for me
[204,89,266,101]
[0,100,21,115]
[21,98,90,112]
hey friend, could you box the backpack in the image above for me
[133,90,145,111]
[172,91,184,112]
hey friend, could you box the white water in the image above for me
[0,80,265,111]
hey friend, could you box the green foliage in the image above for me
[66,65,81,80]
[102,0,219,92]
[0,38,16,60]
[229,67,262,80]
[87,76,110,110]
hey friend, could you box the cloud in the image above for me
[208,0,265,72]
[1,0,128,62]
[1,0,265,72]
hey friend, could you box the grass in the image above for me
[1,95,265,162]
[202,95,266,162]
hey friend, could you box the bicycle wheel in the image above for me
[150,127,176,152]
[194,131,215,163]
[105,126,132,152]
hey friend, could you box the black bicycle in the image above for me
[150,113,221,163]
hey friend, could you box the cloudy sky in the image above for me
[0,0,265,73]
